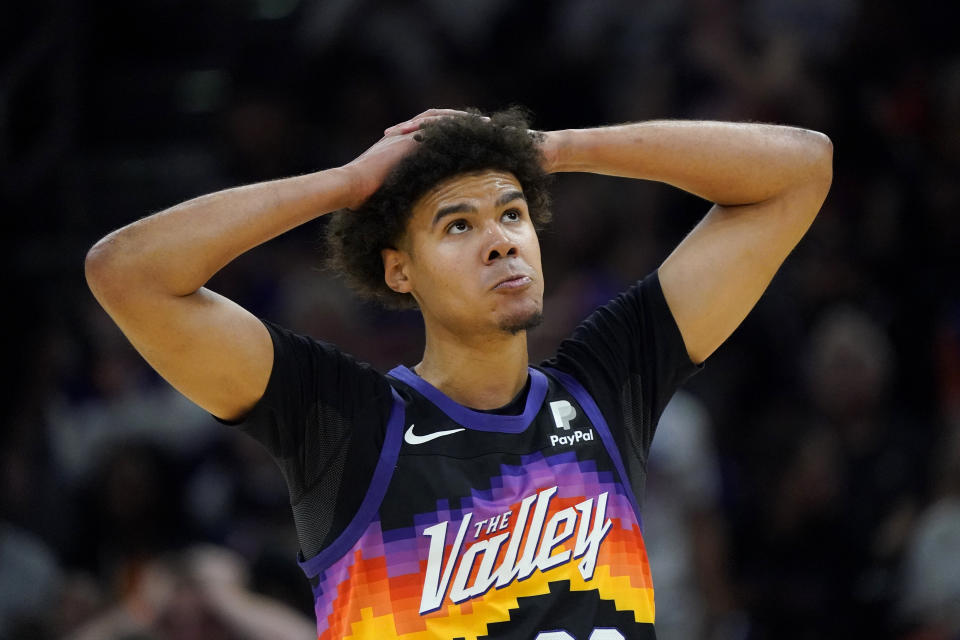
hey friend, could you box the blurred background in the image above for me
[3,0,960,638]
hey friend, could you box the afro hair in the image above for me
[325,107,553,309]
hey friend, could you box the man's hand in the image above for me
[341,130,421,209]
[352,109,565,199]
[537,129,565,174]
[382,108,477,136]
[345,109,482,209]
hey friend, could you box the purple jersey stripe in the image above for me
[387,365,548,432]
[541,366,645,532]
[297,387,406,578]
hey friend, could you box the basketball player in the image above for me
[85,108,832,639]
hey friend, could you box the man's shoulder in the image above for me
[262,318,387,376]
[539,272,656,363]
[255,318,396,418]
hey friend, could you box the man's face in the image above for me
[384,170,545,337]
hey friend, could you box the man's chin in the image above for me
[497,309,544,336]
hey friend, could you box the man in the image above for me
[86,108,832,639]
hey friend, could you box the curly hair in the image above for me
[325,107,553,309]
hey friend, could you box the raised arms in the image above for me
[84,116,432,421]
[542,121,833,364]
[87,111,832,420]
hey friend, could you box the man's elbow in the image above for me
[794,129,833,215]
[85,231,135,304]
[85,243,114,308]
[807,129,834,193]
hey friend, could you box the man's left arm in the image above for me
[542,120,833,365]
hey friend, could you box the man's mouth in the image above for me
[493,275,533,290]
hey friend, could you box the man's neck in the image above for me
[414,325,530,411]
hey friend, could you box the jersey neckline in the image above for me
[387,365,548,433]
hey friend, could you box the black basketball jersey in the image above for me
[297,364,657,640]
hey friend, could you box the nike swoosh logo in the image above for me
[404,424,465,445]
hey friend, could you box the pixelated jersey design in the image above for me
[297,366,657,639]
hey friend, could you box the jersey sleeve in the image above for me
[542,270,703,466]
[220,320,394,557]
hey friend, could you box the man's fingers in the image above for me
[384,115,449,136]
[383,109,486,136]
[387,121,424,136]
[413,108,469,120]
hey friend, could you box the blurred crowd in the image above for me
[4,0,959,638]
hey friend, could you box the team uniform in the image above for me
[228,272,701,639]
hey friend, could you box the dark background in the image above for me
[3,1,959,638]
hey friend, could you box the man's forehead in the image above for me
[413,170,523,214]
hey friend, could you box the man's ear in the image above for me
[382,247,412,294]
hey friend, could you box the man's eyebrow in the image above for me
[431,190,527,229]
[432,202,478,228]
[496,190,526,207]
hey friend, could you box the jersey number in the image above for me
[535,630,624,640]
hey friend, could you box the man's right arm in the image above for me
[85,168,354,421]
[84,112,445,422]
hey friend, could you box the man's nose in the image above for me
[484,225,518,262]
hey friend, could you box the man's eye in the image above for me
[502,209,521,222]
[447,220,470,234]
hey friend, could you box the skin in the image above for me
[85,108,832,421]
[383,171,545,408]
